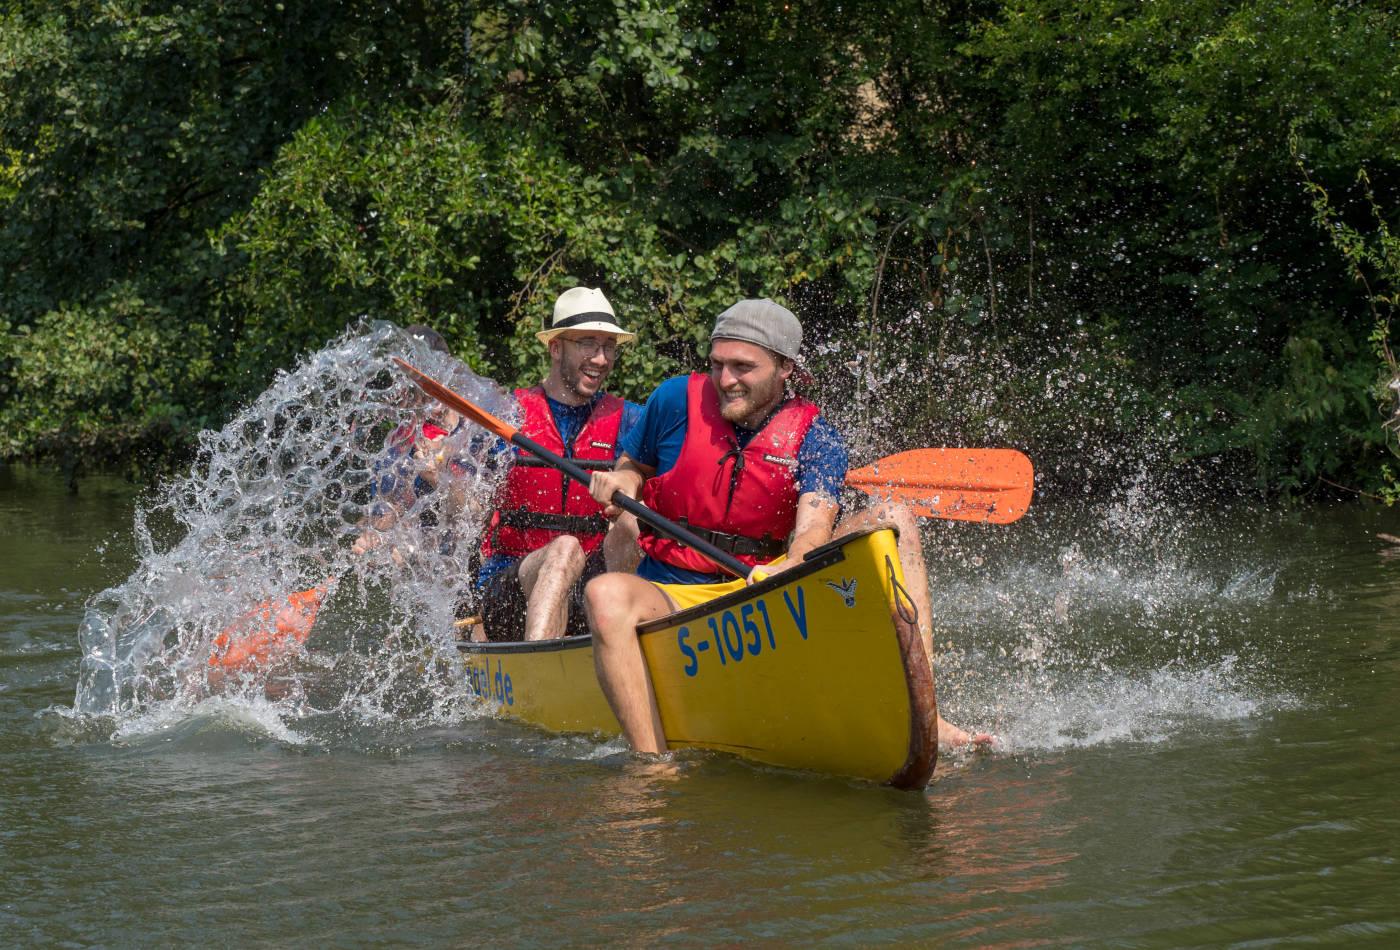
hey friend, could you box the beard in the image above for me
[717,370,786,428]
[559,357,608,402]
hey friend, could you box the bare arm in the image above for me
[589,453,656,519]
[756,492,839,579]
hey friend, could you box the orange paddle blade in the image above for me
[208,582,330,670]
[846,448,1034,524]
[392,357,517,443]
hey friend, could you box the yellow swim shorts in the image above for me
[652,557,787,612]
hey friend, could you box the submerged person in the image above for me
[473,287,643,642]
[584,298,984,753]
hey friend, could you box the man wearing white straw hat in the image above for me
[474,287,642,641]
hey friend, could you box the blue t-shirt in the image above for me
[621,374,849,585]
[476,393,642,588]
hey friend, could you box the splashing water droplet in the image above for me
[74,322,516,745]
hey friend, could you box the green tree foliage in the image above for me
[1,0,1397,497]
[961,0,1399,493]
[216,1,994,407]
[0,0,464,467]
[1296,162,1400,502]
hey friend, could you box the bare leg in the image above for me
[834,502,988,750]
[516,535,586,641]
[603,512,641,574]
[835,502,935,656]
[584,572,676,753]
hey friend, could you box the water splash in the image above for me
[927,487,1298,754]
[805,298,1299,754]
[73,321,515,743]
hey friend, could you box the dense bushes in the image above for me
[1,0,1396,497]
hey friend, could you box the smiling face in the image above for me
[547,331,621,404]
[708,338,793,429]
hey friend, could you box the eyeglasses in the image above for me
[563,337,619,358]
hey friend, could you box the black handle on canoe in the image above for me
[508,430,751,580]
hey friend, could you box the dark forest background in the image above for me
[2,0,1396,500]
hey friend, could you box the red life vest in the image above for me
[385,419,448,456]
[639,373,820,574]
[482,387,623,558]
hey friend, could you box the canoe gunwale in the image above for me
[634,536,851,634]
[456,632,591,655]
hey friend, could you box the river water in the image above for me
[4,461,1399,946]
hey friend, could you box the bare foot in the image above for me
[937,714,996,751]
[625,754,682,781]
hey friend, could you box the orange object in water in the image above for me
[208,582,330,670]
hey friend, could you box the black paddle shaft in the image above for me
[508,430,752,579]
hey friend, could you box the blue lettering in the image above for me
[782,587,808,640]
[756,600,776,650]
[466,662,511,704]
[707,616,727,665]
[722,611,744,662]
[680,592,814,680]
[741,603,762,656]
[678,625,699,677]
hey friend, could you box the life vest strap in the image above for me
[642,520,785,559]
[496,509,608,535]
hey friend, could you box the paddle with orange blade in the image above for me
[846,448,1034,524]
[393,357,755,579]
[208,580,331,671]
[209,373,1034,668]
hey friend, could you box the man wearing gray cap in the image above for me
[584,298,981,755]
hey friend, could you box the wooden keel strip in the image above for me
[885,557,939,790]
[886,603,938,789]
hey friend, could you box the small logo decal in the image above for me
[590,441,613,450]
[763,453,798,468]
[825,577,858,608]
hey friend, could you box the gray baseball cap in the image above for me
[710,298,803,364]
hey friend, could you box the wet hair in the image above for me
[403,324,449,354]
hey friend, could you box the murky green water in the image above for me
[4,464,1399,946]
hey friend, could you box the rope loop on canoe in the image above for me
[886,554,919,628]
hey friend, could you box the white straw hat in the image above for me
[536,287,636,344]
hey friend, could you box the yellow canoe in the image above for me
[457,527,940,788]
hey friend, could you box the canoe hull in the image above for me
[458,528,938,788]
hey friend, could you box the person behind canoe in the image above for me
[584,298,982,753]
[352,324,468,559]
[473,287,643,642]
